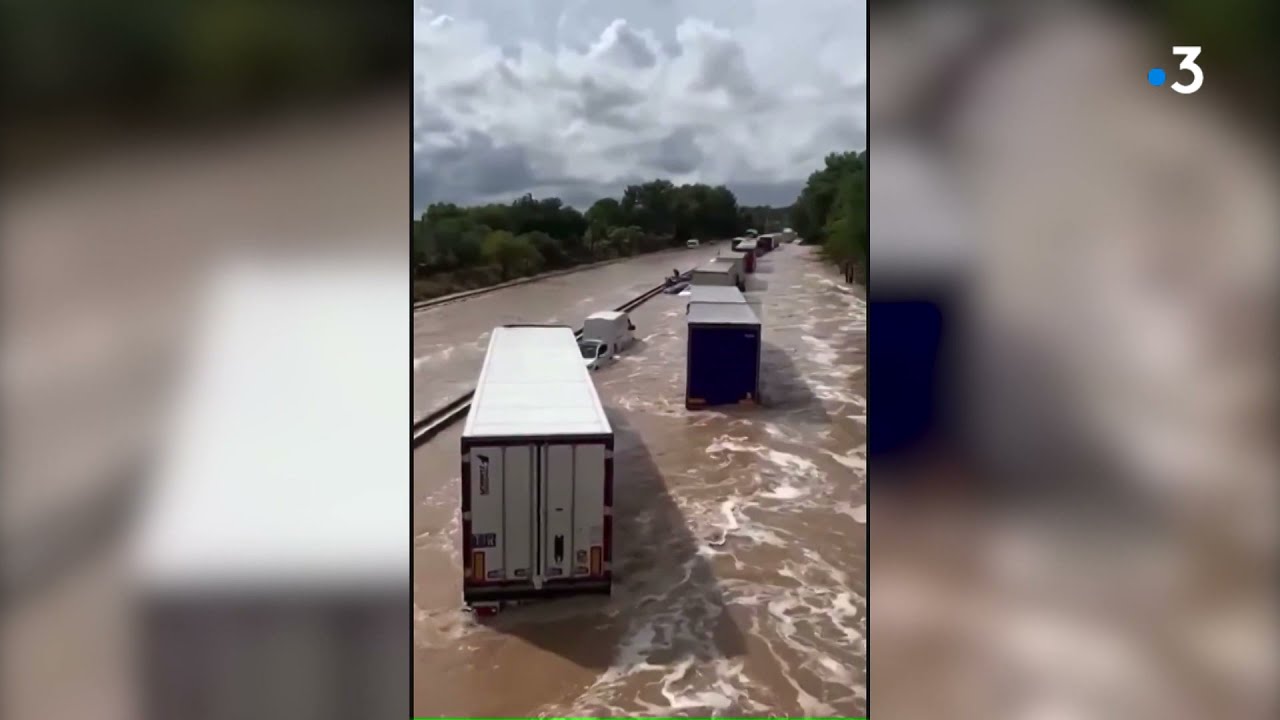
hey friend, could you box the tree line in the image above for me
[790,150,868,284]
[412,180,755,301]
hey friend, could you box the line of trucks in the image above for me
[460,237,782,613]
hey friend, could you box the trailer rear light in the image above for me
[472,552,485,582]
[590,546,603,576]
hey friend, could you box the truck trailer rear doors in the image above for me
[462,440,611,602]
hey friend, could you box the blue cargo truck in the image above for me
[685,302,762,408]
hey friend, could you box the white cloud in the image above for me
[413,0,867,211]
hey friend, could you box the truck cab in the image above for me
[579,338,612,370]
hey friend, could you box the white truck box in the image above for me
[461,324,614,607]
[691,257,744,289]
[134,259,407,720]
[581,310,635,353]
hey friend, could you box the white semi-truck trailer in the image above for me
[460,324,614,612]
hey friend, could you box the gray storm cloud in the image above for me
[412,0,867,211]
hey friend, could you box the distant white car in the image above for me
[686,238,700,248]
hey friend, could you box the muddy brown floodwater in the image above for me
[413,244,867,717]
[413,244,729,421]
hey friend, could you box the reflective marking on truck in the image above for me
[590,546,602,576]
[472,552,485,582]
[477,454,491,495]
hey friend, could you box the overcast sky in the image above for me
[413,0,867,213]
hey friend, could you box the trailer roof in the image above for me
[587,310,624,321]
[136,259,408,594]
[464,325,612,438]
[689,285,747,304]
[734,238,759,249]
[695,263,734,274]
[688,302,761,326]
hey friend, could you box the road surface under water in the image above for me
[412,244,727,421]
[413,244,867,717]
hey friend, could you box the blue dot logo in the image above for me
[1147,68,1166,86]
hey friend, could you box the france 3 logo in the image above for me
[1147,46,1203,94]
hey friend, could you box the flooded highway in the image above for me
[413,244,727,421]
[413,244,867,717]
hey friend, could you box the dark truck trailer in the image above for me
[685,302,762,408]
[460,325,614,611]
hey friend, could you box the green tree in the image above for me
[586,197,625,228]
[481,230,543,280]
[792,150,865,243]
[787,148,867,282]
[428,216,486,270]
[621,180,677,236]
[520,231,568,269]
[604,225,644,257]
[471,203,514,232]
[823,165,868,283]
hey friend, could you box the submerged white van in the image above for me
[579,311,635,370]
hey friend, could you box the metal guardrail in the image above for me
[410,270,691,447]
